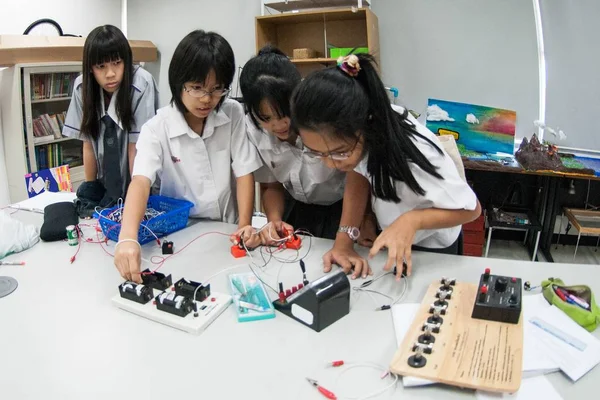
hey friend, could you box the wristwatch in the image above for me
[338,226,360,241]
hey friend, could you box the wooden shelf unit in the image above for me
[0,35,157,67]
[1,62,84,202]
[263,0,371,13]
[256,8,379,75]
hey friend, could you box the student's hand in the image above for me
[260,221,295,246]
[369,211,421,280]
[231,225,261,249]
[358,213,377,248]
[323,242,373,280]
[114,241,142,283]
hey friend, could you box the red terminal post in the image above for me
[285,289,292,297]
[298,283,304,289]
[278,282,286,303]
[230,237,246,258]
[283,229,302,250]
[483,268,491,282]
[292,285,298,293]
[479,285,488,302]
[230,245,246,258]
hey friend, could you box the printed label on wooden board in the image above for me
[390,281,523,393]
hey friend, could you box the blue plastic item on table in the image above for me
[97,195,194,245]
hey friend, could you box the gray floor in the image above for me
[486,239,600,265]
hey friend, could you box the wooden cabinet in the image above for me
[256,7,379,75]
[463,214,485,257]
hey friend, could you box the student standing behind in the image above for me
[291,54,481,280]
[240,46,347,242]
[114,30,262,283]
[63,25,158,208]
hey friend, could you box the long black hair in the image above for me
[169,30,235,115]
[291,54,443,202]
[240,45,301,129]
[81,25,133,140]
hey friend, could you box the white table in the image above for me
[1,213,599,400]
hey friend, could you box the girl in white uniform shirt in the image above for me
[239,46,348,241]
[291,54,482,281]
[114,31,262,283]
[63,25,158,204]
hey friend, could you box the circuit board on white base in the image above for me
[112,276,232,335]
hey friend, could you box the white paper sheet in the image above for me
[527,304,600,381]
[476,376,562,400]
[9,191,76,213]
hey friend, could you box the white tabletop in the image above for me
[1,213,599,400]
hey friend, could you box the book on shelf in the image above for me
[35,143,82,170]
[32,112,67,143]
[30,72,79,100]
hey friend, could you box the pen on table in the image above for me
[0,261,25,266]
[306,378,337,400]
[568,294,590,310]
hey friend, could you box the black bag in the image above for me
[40,202,78,242]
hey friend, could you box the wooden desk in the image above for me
[464,158,600,262]
[558,208,600,259]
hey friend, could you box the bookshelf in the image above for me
[0,62,83,202]
[255,8,379,75]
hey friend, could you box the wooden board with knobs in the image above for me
[390,278,523,393]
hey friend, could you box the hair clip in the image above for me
[337,54,361,77]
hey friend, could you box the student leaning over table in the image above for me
[291,54,481,281]
[113,30,262,283]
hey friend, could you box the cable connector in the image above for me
[377,305,391,311]
[300,259,309,285]
[326,360,345,367]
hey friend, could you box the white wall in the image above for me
[0,0,121,36]
[540,0,600,152]
[372,0,539,140]
[127,0,261,107]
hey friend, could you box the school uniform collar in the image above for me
[167,103,230,139]
[99,88,124,130]
[261,126,303,151]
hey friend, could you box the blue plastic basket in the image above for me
[98,195,194,245]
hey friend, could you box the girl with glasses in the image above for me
[291,54,482,281]
[63,25,158,213]
[240,46,377,244]
[114,30,262,283]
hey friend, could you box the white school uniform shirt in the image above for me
[355,105,478,248]
[246,115,345,205]
[132,99,262,223]
[63,66,158,191]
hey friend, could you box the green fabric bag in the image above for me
[541,277,600,332]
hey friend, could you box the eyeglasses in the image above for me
[183,85,230,99]
[302,136,360,161]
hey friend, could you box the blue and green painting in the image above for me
[426,99,516,155]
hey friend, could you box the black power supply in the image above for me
[471,268,522,324]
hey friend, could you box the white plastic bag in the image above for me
[0,211,40,258]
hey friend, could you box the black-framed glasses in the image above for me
[302,136,360,161]
[183,85,230,99]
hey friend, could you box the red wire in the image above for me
[143,231,232,274]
